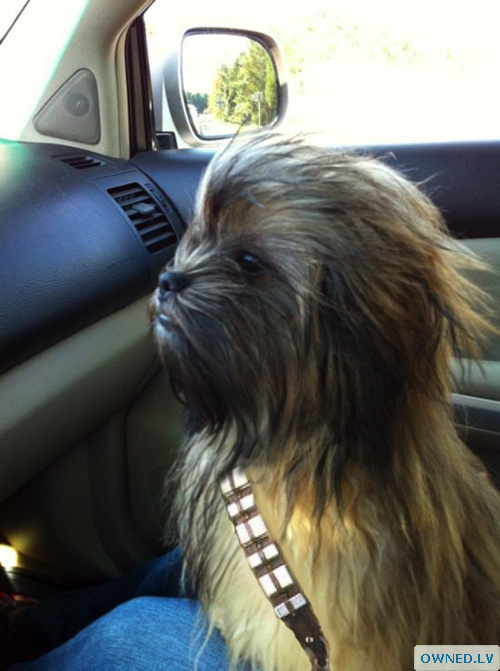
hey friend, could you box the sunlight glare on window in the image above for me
[0,0,89,140]
[146,0,500,144]
[0,0,29,43]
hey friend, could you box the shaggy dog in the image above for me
[149,134,500,671]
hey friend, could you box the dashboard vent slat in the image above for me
[60,155,104,169]
[107,183,177,254]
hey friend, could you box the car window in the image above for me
[145,0,500,145]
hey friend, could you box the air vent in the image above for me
[107,183,177,254]
[60,155,104,169]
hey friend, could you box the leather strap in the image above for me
[220,467,330,671]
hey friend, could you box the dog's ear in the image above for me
[313,242,489,482]
[316,259,425,383]
[318,234,491,384]
[314,261,405,480]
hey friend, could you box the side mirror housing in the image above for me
[163,27,288,145]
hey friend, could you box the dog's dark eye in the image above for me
[236,252,266,277]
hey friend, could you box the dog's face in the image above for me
[150,191,314,446]
[149,134,487,476]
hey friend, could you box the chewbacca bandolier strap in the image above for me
[220,467,330,671]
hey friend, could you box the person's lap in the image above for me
[6,549,250,671]
[13,596,236,671]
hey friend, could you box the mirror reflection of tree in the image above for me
[185,92,208,114]
[209,42,277,128]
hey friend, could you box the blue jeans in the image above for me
[9,549,251,671]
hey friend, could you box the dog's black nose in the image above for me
[158,271,188,297]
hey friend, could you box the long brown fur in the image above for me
[150,133,500,671]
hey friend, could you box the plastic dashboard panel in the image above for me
[131,148,213,225]
[0,141,184,374]
[131,140,500,240]
[370,141,500,240]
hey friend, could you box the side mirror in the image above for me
[164,28,288,144]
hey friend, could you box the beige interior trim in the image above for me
[0,297,158,502]
[17,0,153,157]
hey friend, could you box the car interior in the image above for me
[0,0,499,626]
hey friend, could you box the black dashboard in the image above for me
[0,141,187,373]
